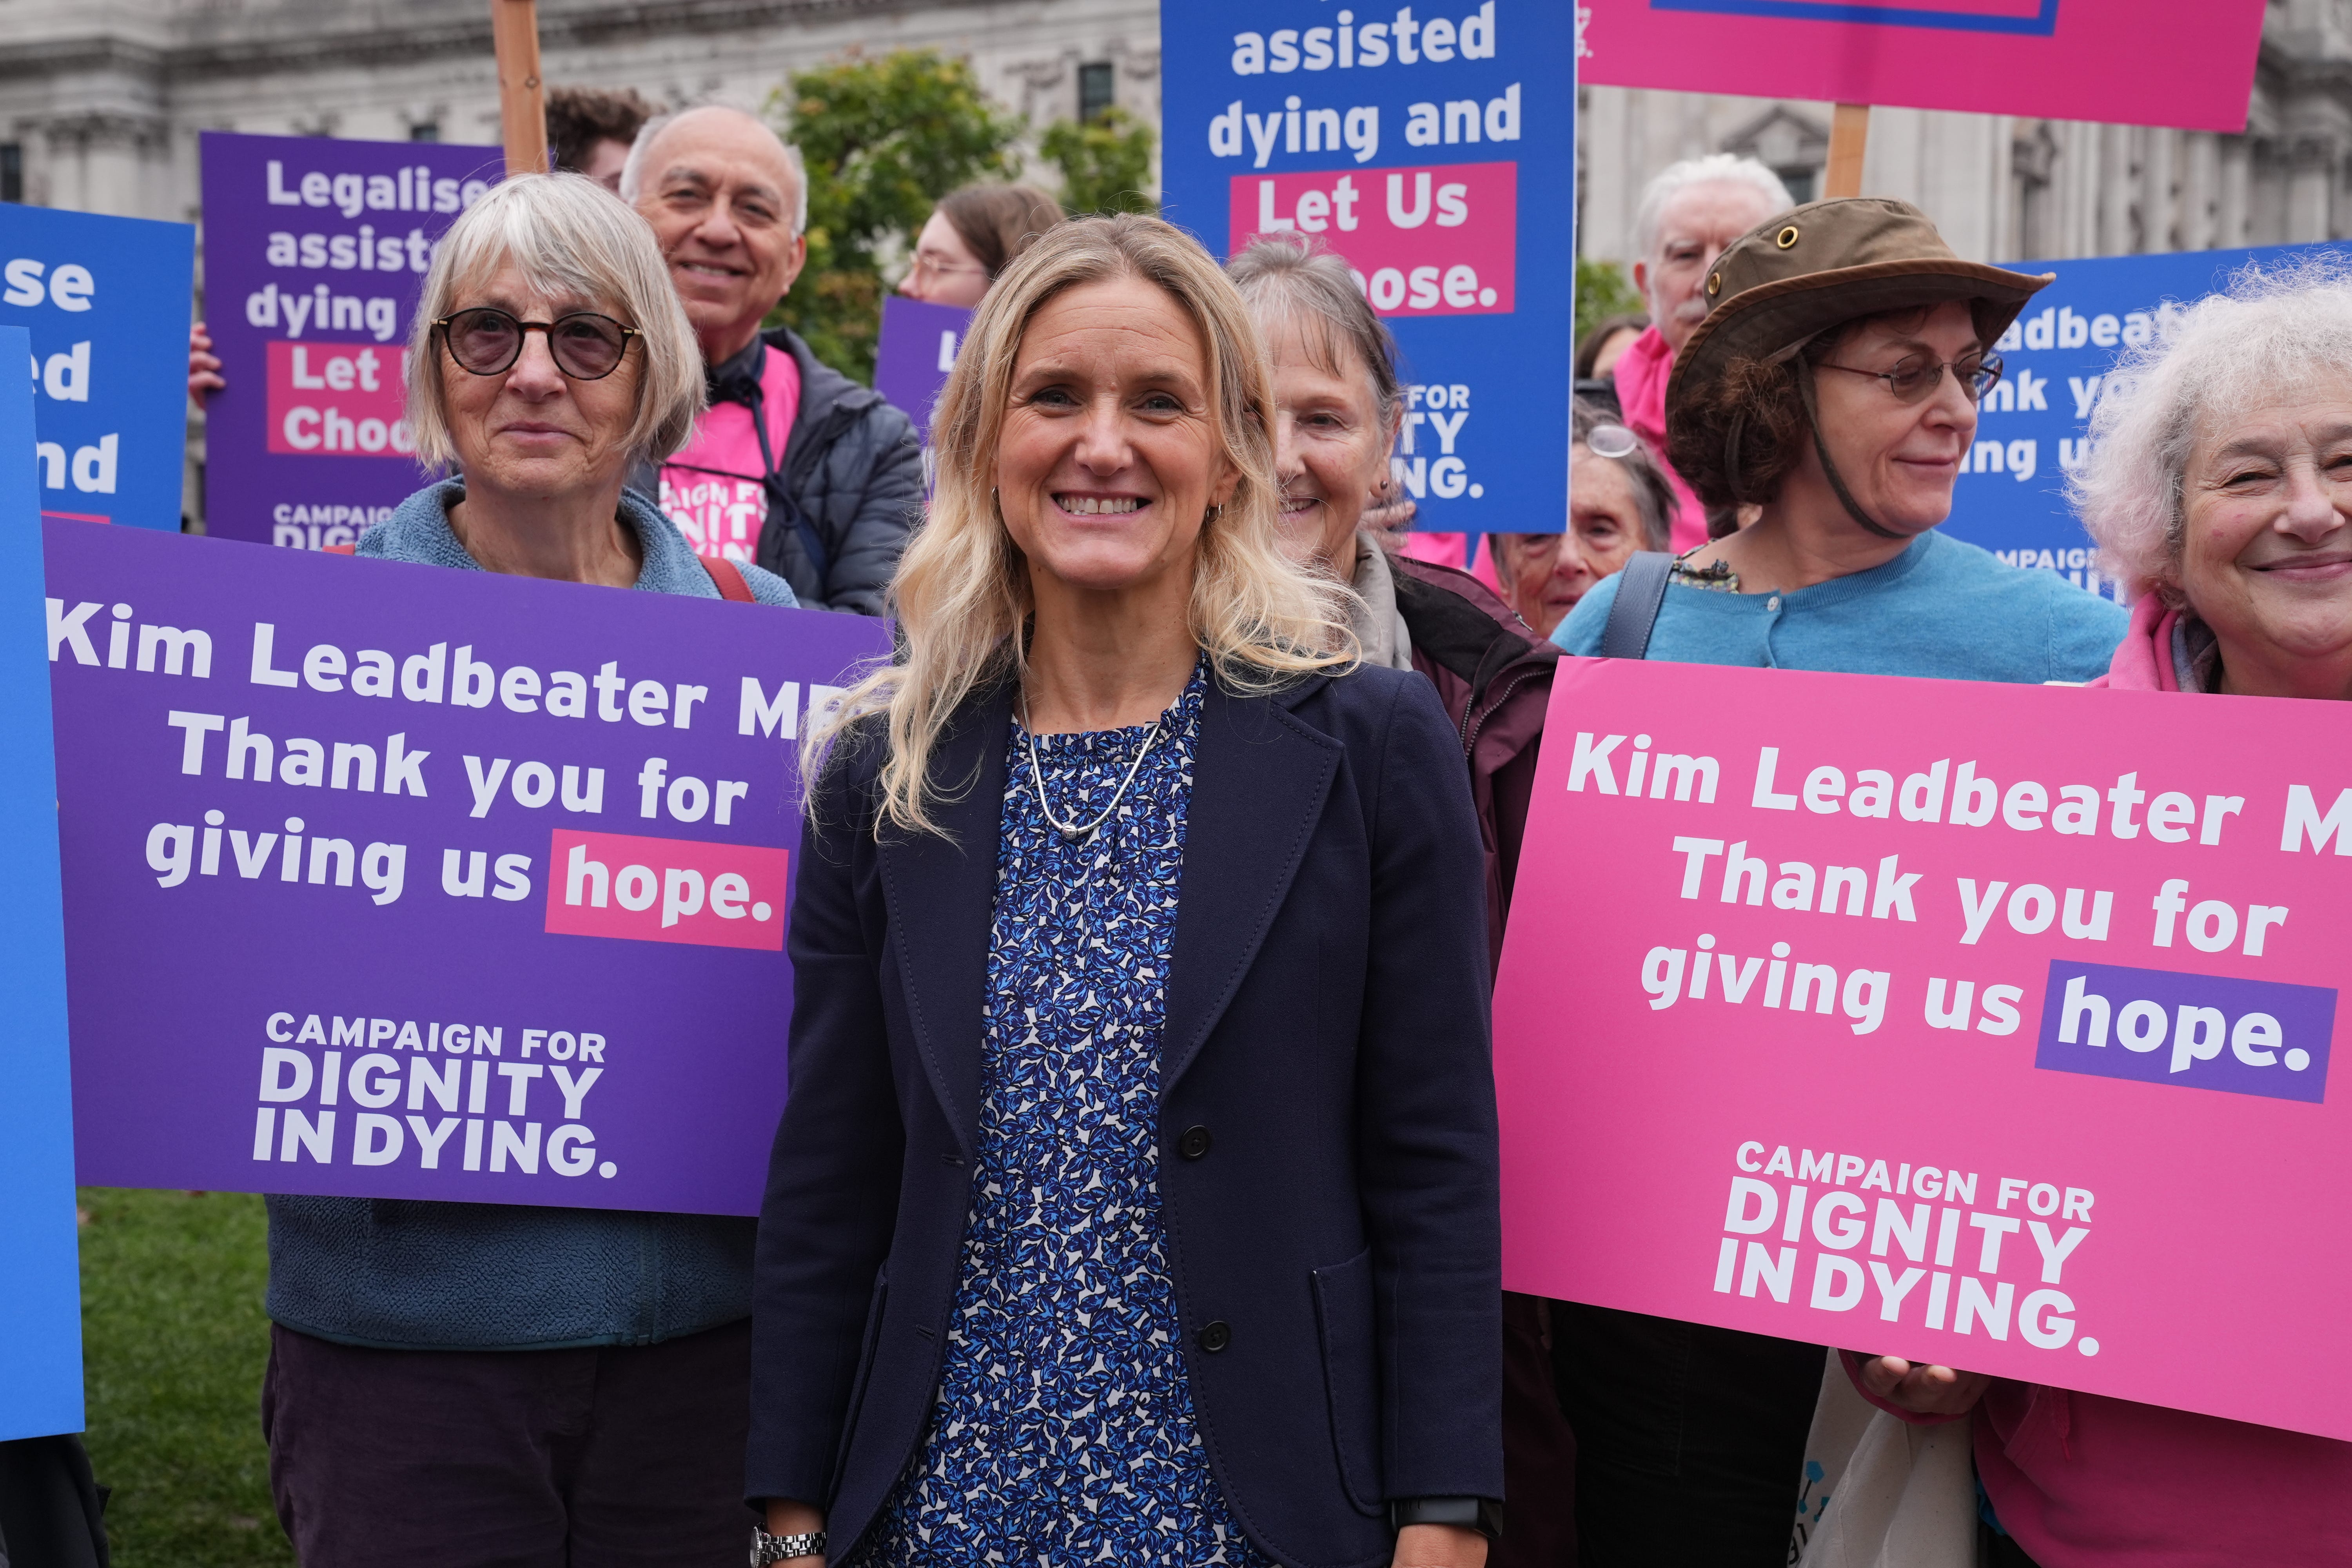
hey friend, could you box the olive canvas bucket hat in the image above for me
[1665,198,2054,537]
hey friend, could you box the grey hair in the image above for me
[405,172,705,471]
[1632,154,1793,261]
[619,104,809,236]
[1577,395,1677,548]
[1489,396,1679,564]
[2071,255,2352,595]
[1225,235,1404,431]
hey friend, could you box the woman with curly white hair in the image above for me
[2074,262,2352,698]
[745,214,1502,1568]
[1848,262,2352,1566]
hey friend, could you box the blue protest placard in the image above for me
[0,205,195,531]
[49,522,891,1215]
[1161,3,1575,531]
[1944,242,2330,601]
[199,132,505,550]
[0,325,85,1441]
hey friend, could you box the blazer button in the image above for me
[1197,1321,1232,1353]
[1178,1125,1212,1160]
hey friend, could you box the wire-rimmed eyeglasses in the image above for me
[1816,352,2004,405]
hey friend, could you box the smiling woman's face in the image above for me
[1805,299,1981,537]
[441,264,642,503]
[2179,385,2352,690]
[1266,313,1392,571]
[993,273,1237,598]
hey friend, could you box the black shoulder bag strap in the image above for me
[744,380,833,599]
[1599,550,1673,660]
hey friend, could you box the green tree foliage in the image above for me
[1576,255,1646,345]
[767,50,1025,383]
[1040,106,1159,217]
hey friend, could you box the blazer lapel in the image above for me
[877,684,1011,1156]
[1162,675,1339,1091]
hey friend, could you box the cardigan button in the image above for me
[1198,1321,1232,1353]
[1178,1125,1213,1160]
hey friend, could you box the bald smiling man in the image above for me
[623,105,920,615]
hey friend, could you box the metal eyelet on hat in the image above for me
[1707,271,1722,296]
[1776,225,1800,250]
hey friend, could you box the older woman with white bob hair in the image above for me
[1845,261,2352,1566]
[262,172,798,1568]
[747,213,1502,1568]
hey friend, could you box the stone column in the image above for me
[2217,136,2252,249]
[2288,135,2336,241]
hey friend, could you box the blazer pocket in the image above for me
[1311,1248,1385,1516]
[830,1268,889,1499]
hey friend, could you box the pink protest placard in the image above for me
[1579,0,2267,134]
[1494,657,2352,1441]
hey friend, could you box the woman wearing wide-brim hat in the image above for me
[1554,196,2125,679]
[1545,200,2131,1564]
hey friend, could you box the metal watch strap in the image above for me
[750,1525,827,1564]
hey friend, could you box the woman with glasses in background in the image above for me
[1488,400,1680,641]
[1546,199,2130,1566]
[263,173,797,1568]
[896,183,1066,310]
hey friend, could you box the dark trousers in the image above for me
[1493,1293,1577,1568]
[262,1319,752,1568]
[0,1434,110,1568]
[1550,1303,1822,1568]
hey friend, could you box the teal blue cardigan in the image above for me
[1553,530,2127,682]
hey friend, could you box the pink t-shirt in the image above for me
[1611,325,1711,554]
[658,343,802,564]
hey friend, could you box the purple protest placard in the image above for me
[47,521,892,1215]
[874,293,969,448]
[199,132,503,549]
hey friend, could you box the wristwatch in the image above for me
[750,1525,828,1564]
[1390,1496,1505,1541]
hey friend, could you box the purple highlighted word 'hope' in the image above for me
[2034,959,2335,1105]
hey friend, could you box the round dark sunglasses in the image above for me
[1816,352,2004,405]
[433,307,640,381]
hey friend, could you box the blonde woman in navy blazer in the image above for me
[745,215,1502,1568]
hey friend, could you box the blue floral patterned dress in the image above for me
[858,663,1269,1568]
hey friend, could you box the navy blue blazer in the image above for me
[746,663,1504,1568]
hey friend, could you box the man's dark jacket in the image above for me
[748,667,1504,1568]
[640,325,922,616]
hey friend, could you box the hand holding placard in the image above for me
[1856,1354,1991,1419]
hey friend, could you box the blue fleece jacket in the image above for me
[265,479,794,1350]
[1553,530,2127,683]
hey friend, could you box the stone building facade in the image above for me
[1579,0,2352,269]
[0,0,1159,521]
[0,0,1160,227]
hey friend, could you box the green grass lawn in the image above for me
[76,1187,292,1568]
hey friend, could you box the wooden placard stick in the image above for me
[492,0,548,179]
[1825,103,1869,199]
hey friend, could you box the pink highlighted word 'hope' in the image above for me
[544,828,786,952]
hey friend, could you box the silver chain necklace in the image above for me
[1018,694,1164,842]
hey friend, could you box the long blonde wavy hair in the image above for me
[803,213,1357,837]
